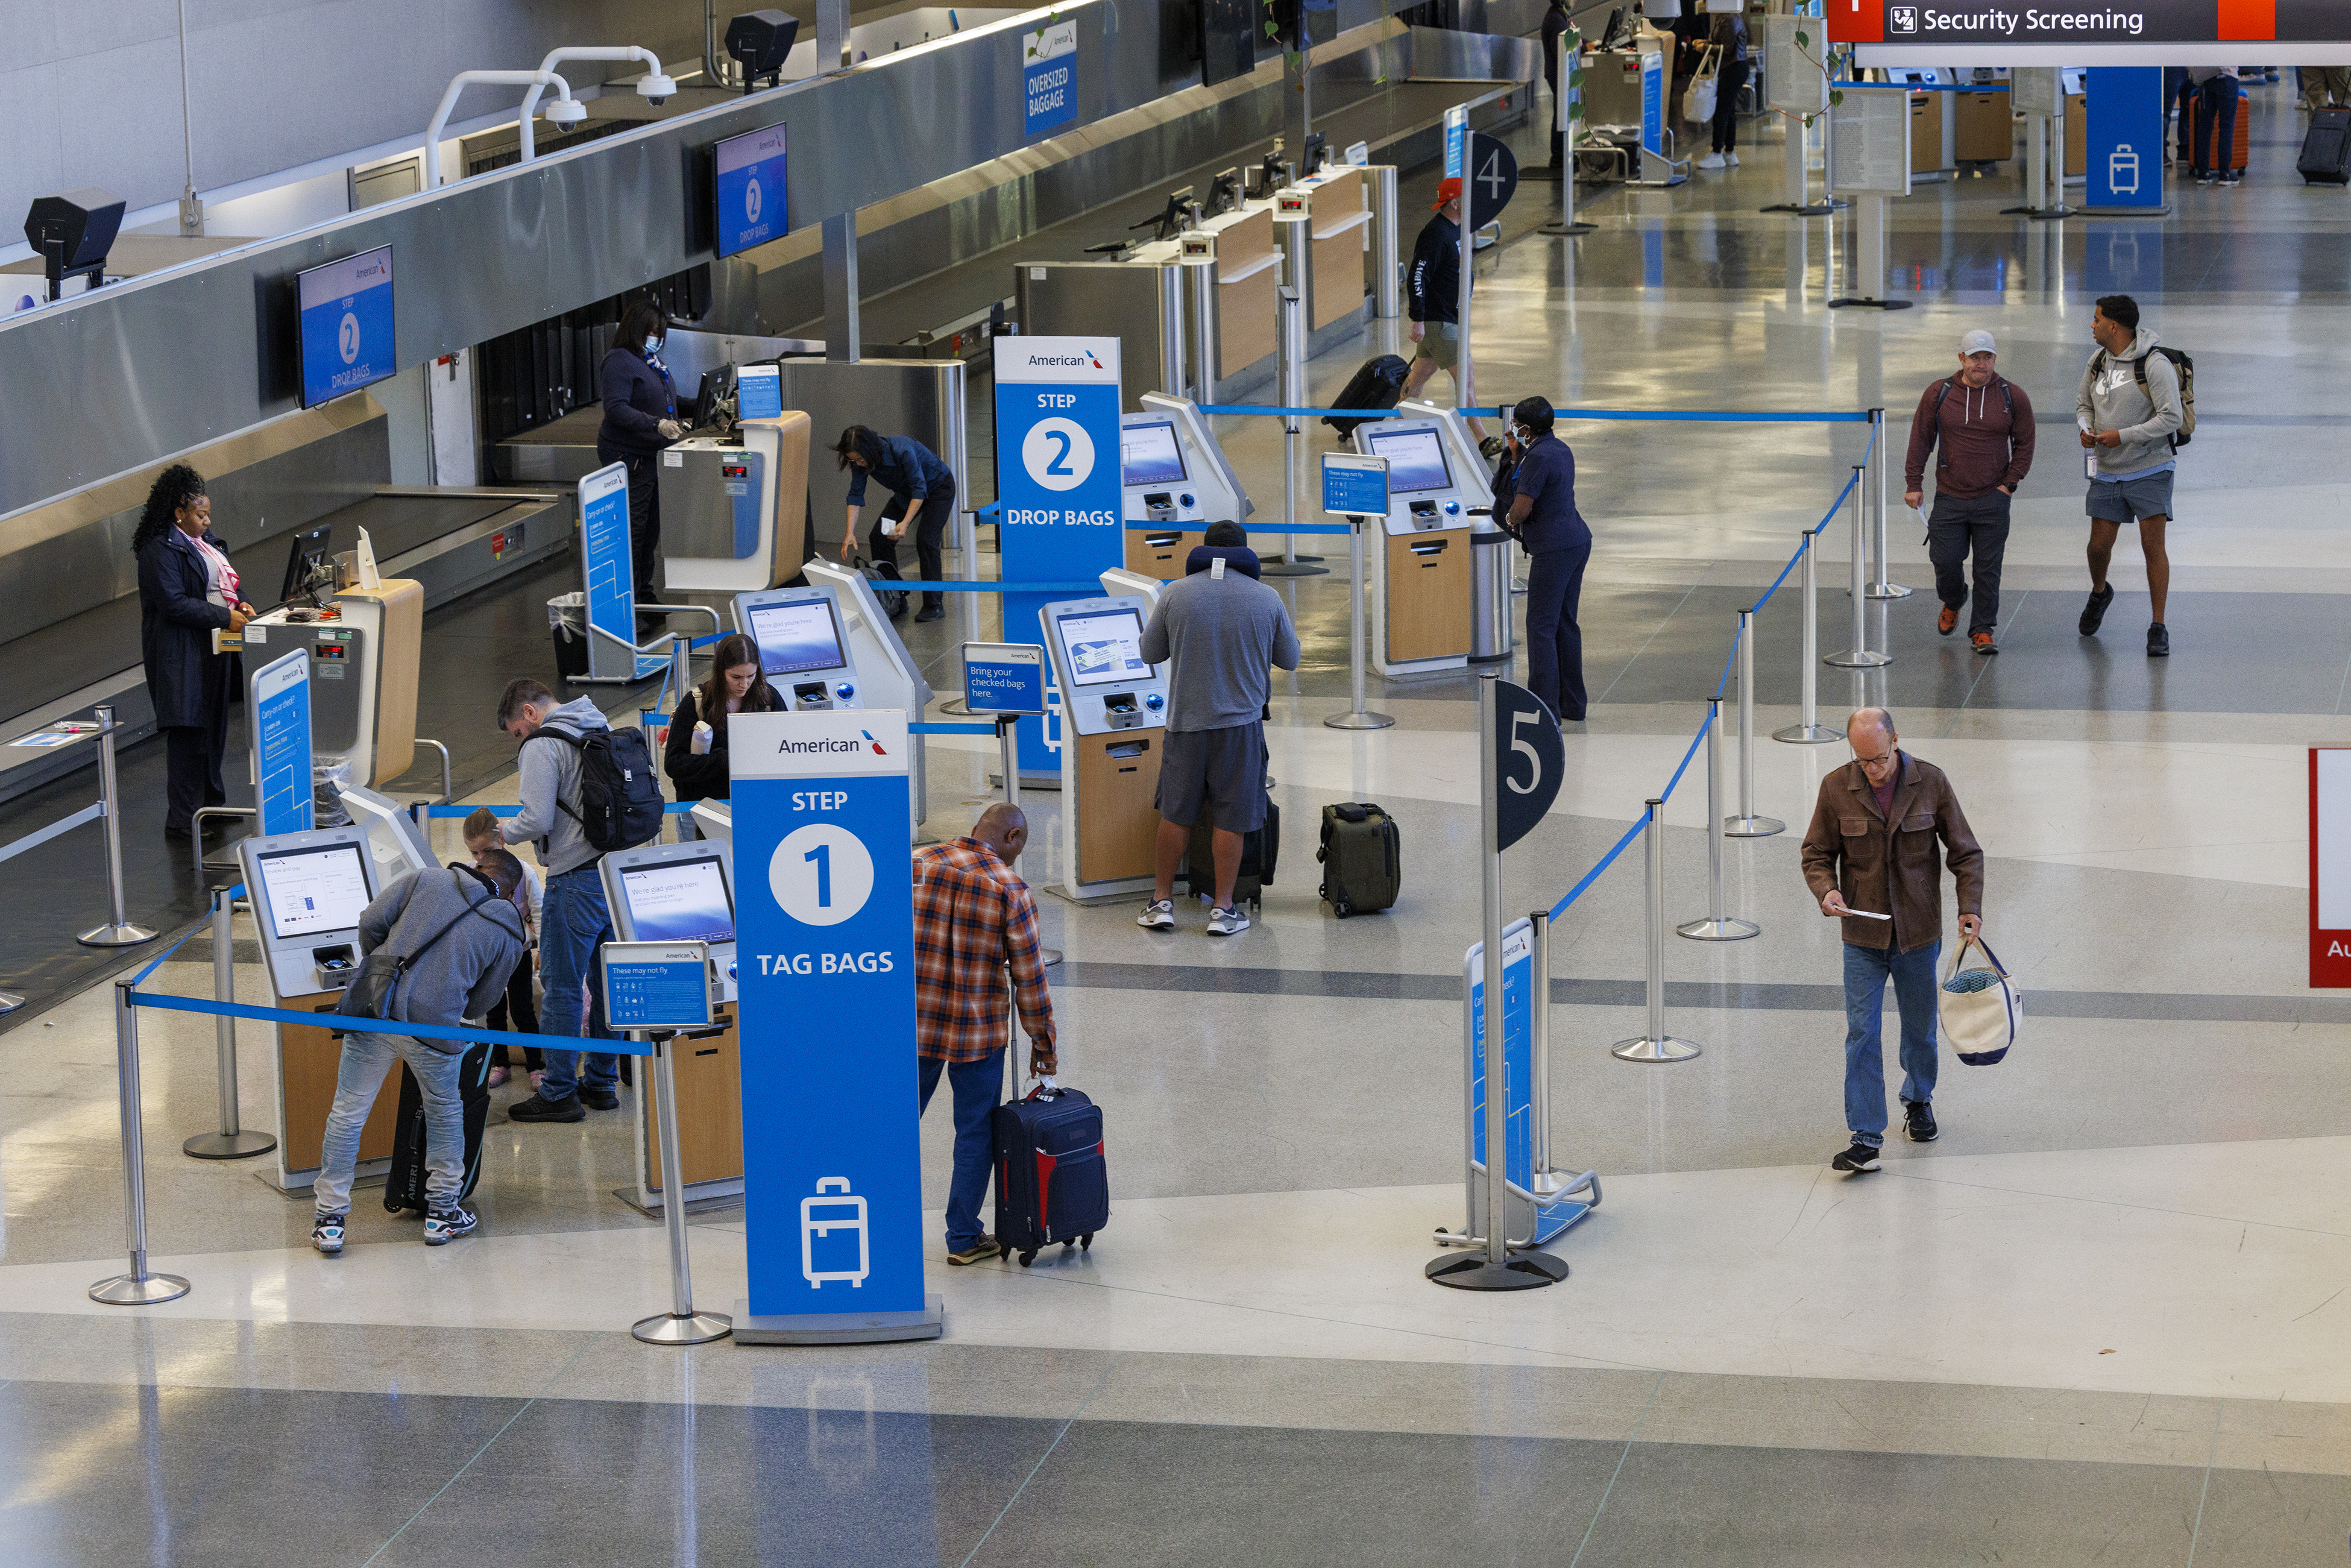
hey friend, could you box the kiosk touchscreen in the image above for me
[1394,398,1497,514]
[334,781,438,883]
[601,839,744,1210]
[1121,393,1253,581]
[729,586,861,711]
[1353,416,1476,676]
[1039,595,1169,901]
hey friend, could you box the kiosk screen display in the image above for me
[620,855,735,943]
[745,599,847,676]
[256,843,372,940]
[1365,427,1452,495]
[1121,421,1188,486]
[1056,609,1152,687]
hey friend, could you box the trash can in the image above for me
[549,592,589,681]
[1470,524,1514,664]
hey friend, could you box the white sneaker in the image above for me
[1136,899,1176,931]
[1725,151,1740,166]
[1697,152,1727,170]
[311,1213,346,1255]
[1206,905,1251,936]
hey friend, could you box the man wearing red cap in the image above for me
[1405,178,1497,454]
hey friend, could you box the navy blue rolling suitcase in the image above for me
[993,1085,1108,1267]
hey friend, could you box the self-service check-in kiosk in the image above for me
[600,838,743,1211]
[239,824,397,1192]
[334,781,439,884]
[727,585,864,712]
[1352,418,1476,675]
[235,577,423,789]
[1039,594,1169,901]
[1122,393,1253,581]
[658,376,814,591]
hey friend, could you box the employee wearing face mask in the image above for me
[596,301,685,633]
[1496,396,1591,724]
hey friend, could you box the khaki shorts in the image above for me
[1414,320,1459,370]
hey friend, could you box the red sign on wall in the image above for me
[2311,749,2351,987]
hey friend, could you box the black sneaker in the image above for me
[914,603,945,623]
[1830,1141,1883,1173]
[2147,622,2170,658]
[1904,1100,1939,1142]
[2079,583,2115,636]
[507,1092,585,1124]
[579,1087,621,1111]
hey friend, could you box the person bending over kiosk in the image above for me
[310,851,528,1253]
[495,678,627,1124]
[465,808,544,1089]
[596,301,685,634]
[914,804,1057,1267]
[664,631,784,832]
[834,425,957,622]
[134,464,256,840]
[1135,523,1301,937]
[1496,398,1592,723]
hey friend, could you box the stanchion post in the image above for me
[1864,408,1909,599]
[1826,465,1892,669]
[633,1030,732,1344]
[90,980,190,1305]
[184,887,275,1159]
[1678,699,1759,942]
[1324,515,1394,731]
[1725,609,1786,834]
[77,706,158,948]
[997,715,1022,812]
[1615,798,1702,1061]
[1777,527,1842,742]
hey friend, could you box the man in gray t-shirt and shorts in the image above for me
[1135,522,1301,936]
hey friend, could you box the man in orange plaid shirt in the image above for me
[914,802,1057,1265]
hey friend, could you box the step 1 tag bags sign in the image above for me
[1939,935,2021,1066]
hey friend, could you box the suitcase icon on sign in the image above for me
[2109,145,2141,196]
[801,1177,869,1287]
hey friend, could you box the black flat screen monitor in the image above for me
[744,597,848,676]
[1122,421,1188,487]
[1056,608,1152,688]
[618,854,735,944]
[279,525,335,606]
[255,843,373,941]
[1365,427,1453,496]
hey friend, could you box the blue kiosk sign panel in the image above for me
[248,649,314,838]
[1024,20,1078,136]
[993,336,1122,774]
[714,122,787,258]
[296,245,395,409]
[1466,920,1534,1192]
[730,710,940,1340]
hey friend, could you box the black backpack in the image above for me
[2092,346,2197,449]
[533,723,664,853]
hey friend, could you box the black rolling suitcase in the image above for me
[993,1084,1109,1267]
[383,1043,496,1215]
[2300,109,2351,185]
[1318,801,1402,917]
[1322,354,1409,439]
[1178,798,1280,910]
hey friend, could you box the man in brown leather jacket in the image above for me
[1799,708,1986,1174]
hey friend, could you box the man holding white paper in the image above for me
[1799,708,1986,1174]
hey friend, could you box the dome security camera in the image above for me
[544,95,588,126]
[635,71,678,105]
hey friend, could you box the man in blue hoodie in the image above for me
[496,678,626,1121]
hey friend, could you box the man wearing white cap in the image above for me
[1904,330,2036,655]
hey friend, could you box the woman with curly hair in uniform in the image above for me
[133,464,254,839]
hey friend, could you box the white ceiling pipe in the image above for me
[421,69,583,189]
[518,47,679,161]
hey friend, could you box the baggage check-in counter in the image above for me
[238,825,398,1192]
[656,383,814,592]
[1353,418,1476,676]
[233,578,423,789]
[1278,167,1372,336]
[601,839,743,1211]
[1038,595,1169,901]
[1121,394,1253,581]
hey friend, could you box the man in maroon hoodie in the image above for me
[1905,330,2037,655]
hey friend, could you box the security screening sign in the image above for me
[1838,1,2351,59]
[729,710,942,1343]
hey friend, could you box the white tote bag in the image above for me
[1938,936,2022,1066]
[1686,46,1721,125]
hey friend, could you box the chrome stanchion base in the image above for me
[1773,722,1844,744]
[1723,814,1785,838]
[77,922,159,948]
[1041,948,1064,968]
[1324,711,1397,730]
[632,1310,733,1346]
[1260,561,1330,578]
[1823,649,1893,669]
[1424,1248,1569,1290]
[1538,219,1598,235]
[1613,1034,1702,1062]
[90,1273,190,1306]
[0,992,23,1015]
[1864,582,1914,600]
[1675,916,1759,942]
[183,1130,277,1160]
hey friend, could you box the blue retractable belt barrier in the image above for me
[130,990,657,1056]
[911,722,998,736]
[418,803,697,817]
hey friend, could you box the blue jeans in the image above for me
[315,1031,465,1214]
[537,864,616,1102]
[1842,939,1940,1148]
[1525,543,1591,722]
[918,1049,1003,1250]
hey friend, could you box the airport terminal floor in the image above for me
[10,84,2351,1565]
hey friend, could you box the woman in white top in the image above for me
[134,465,256,839]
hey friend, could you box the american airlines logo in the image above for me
[735,711,908,779]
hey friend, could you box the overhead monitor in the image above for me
[254,842,373,941]
[617,854,736,944]
[296,245,395,409]
[744,596,848,676]
[714,122,788,258]
[1055,607,1153,687]
[1121,420,1188,487]
[1365,426,1453,495]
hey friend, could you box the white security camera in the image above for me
[544,96,588,126]
[636,71,678,105]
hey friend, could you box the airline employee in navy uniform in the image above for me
[596,300,685,634]
[1498,397,1592,723]
[832,425,958,623]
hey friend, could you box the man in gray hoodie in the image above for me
[2075,295,2185,658]
[496,678,624,1121]
[312,852,528,1252]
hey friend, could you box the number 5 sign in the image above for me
[1493,679,1564,852]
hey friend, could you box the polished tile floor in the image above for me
[7,81,2351,1566]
